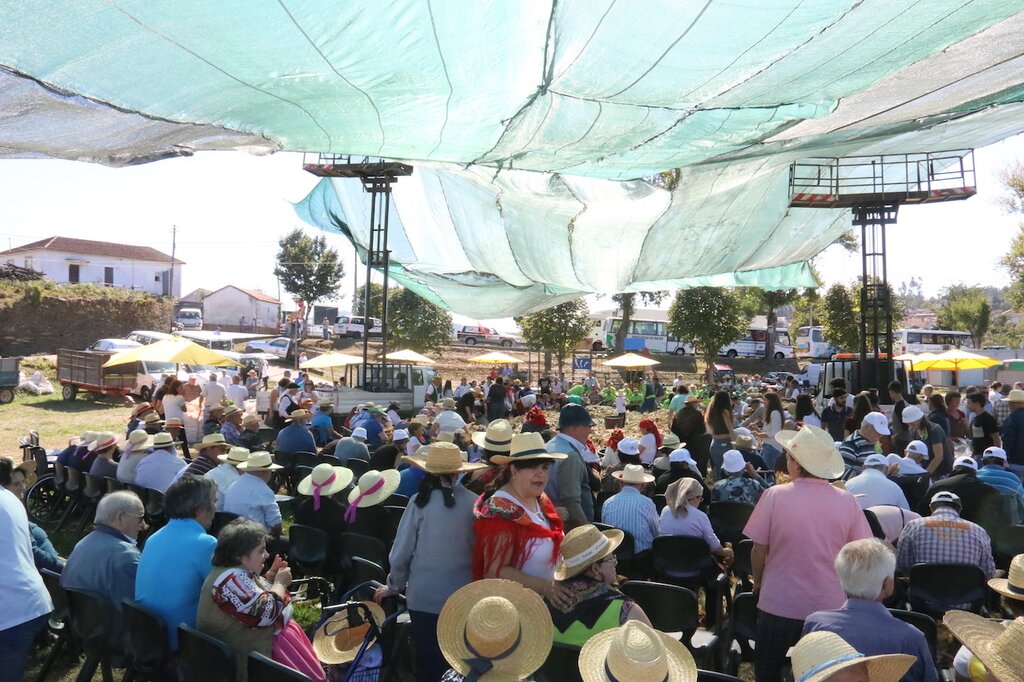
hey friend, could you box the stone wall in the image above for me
[0,284,173,356]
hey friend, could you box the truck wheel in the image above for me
[139,385,152,402]
[500,339,513,348]
[592,341,603,351]
[465,337,477,346]
[674,347,685,356]
[0,388,13,404]
[62,384,78,401]
[726,349,738,358]
[774,352,785,359]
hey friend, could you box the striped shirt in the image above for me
[976,464,1024,499]
[600,487,659,553]
[895,507,995,577]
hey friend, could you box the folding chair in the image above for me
[708,502,754,547]
[288,524,329,577]
[65,588,118,682]
[889,608,938,665]
[535,643,582,682]
[907,563,987,618]
[621,580,715,667]
[178,625,236,682]
[247,652,310,681]
[121,599,170,682]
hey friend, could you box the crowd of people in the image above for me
[2,367,1023,682]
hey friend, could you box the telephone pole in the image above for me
[169,226,177,329]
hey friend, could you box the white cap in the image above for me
[351,427,367,440]
[953,455,978,471]
[616,437,641,456]
[886,453,903,466]
[734,427,752,438]
[722,450,746,474]
[862,412,891,436]
[931,491,962,507]
[901,405,924,424]
[392,429,409,441]
[669,448,695,464]
[905,440,930,459]
[863,454,889,468]
[983,446,1008,461]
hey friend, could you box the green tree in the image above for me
[273,229,345,319]
[386,287,454,354]
[998,161,1024,309]
[936,285,991,347]
[610,291,667,352]
[353,283,386,319]
[740,288,802,359]
[515,299,592,374]
[821,284,859,352]
[667,287,747,371]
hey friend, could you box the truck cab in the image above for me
[815,354,912,414]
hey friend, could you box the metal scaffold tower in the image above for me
[789,150,977,400]
[303,154,413,389]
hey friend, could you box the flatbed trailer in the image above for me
[57,349,135,401]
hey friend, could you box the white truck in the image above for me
[320,362,437,415]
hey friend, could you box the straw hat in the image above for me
[164,417,185,429]
[472,419,514,453]
[141,412,164,426]
[208,404,226,414]
[776,425,845,479]
[126,429,152,449]
[790,632,914,682]
[683,394,701,405]
[193,433,228,450]
[943,612,1024,682]
[401,442,487,475]
[732,433,758,450]
[130,402,153,418]
[611,463,654,484]
[1008,389,1024,403]
[286,409,312,422]
[312,601,386,665]
[218,446,250,464]
[489,432,567,465]
[241,413,261,427]
[222,405,243,419]
[578,621,696,682]
[437,579,553,681]
[150,432,180,449]
[298,462,354,497]
[235,451,282,471]
[442,398,457,410]
[554,524,624,580]
[347,470,400,508]
[989,554,1024,602]
[661,433,681,449]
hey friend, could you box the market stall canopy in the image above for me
[912,348,1001,372]
[909,352,942,371]
[103,337,239,368]
[468,351,524,364]
[603,353,660,369]
[299,352,363,369]
[384,349,434,364]
[4,2,1024,314]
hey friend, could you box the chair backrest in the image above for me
[620,580,700,640]
[65,466,82,491]
[350,556,388,586]
[993,524,1024,571]
[210,511,240,537]
[105,476,124,494]
[651,535,714,581]
[339,532,390,571]
[288,524,329,569]
[54,460,67,486]
[32,446,51,477]
[178,625,236,682]
[383,493,409,508]
[614,529,636,566]
[534,642,582,682]
[122,599,169,673]
[40,568,69,621]
[292,452,320,469]
[653,494,667,513]
[65,588,112,655]
[888,608,938,663]
[84,472,106,499]
[708,502,754,546]
[698,671,744,682]
[733,540,753,582]
[908,563,988,617]
[144,487,165,516]
[382,505,407,543]
[730,591,759,646]
[319,454,342,467]
[346,458,370,478]
[863,509,887,540]
[247,652,311,681]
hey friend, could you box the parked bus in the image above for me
[795,326,837,358]
[589,311,793,357]
[895,328,973,354]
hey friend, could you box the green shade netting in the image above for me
[2,1,1024,313]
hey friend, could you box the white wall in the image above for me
[204,287,279,328]
[9,250,180,296]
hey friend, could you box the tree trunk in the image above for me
[765,307,777,360]
[544,350,552,375]
[614,294,635,353]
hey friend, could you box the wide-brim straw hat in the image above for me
[732,433,758,449]
[150,432,181,449]
[489,432,567,465]
[347,469,401,508]
[554,524,624,580]
[298,463,354,497]
[438,579,552,681]
[218,446,250,464]
[164,417,185,429]
[776,425,845,479]
[791,631,915,682]
[683,394,701,404]
[141,413,164,426]
[235,451,282,471]
[130,402,153,418]
[312,601,386,665]
[222,405,243,418]
[472,419,514,453]
[988,554,1024,602]
[943,612,1024,682]
[241,413,261,426]
[194,433,229,450]
[661,433,681,449]
[401,442,487,475]
[611,463,654,484]
[286,409,312,422]
[579,621,696,682]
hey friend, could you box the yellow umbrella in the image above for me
[103,337,240,367]
[385,349,435,364]
[468,351,524,364]
[300,352,363,369]
[909,352,941,371]
[602,352,660,368]
[914,348,1001,372]
[893,353,917,362]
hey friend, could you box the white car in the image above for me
[333,315,383,339]
[126,330,174,345]
[87,338,143,352]
[245,337,293,359]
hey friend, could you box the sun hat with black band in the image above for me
[217,446,250,464]
[286,408,312,422]
[312,601,386,665]
[489,432,567,466]
[943,612,1024,682]
[401,442,487,476]
[193,433,228,450]
[989,554,1024,602]
[235,450,282,472]
[437,579,553,682]
[471,419,514,453]
[554,524,624,581]
[578,620,696,682]
[790,631,914,682]
[150,432,180,449]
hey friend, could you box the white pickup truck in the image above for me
[320,363,438,414]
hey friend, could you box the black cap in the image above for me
[558,404,595,430]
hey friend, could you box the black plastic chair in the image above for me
[65,588,117,682]
[535,642,582,682]
[614,529,638,578]
[346,458,370,478]
[178,625,236,682]
[288,524,329,576]
[319,454,342,467]
[698,671,744,682]
[35,569,70,682]
[290,465,315,495]
[907,563,988,618]
[209,511,241,537]
[863,509,887,540]
[732,540,754,592]
[653,493,668,513]
[893,474,930,512]
[351,556,388,586]
[382,505,407,544]
[383,493,409,507]
[889,608,938,664]
[248,652,311,681]
[122,599,170,681]
[621,580,710,663]
[993,524,1024,571]
[651,536,715,590]
[722,590,758,675]
[708,502,754,547]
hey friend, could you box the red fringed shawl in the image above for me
[472,493,564,581]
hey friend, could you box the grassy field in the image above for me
[0,391,130,460]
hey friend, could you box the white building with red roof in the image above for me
[202,285,281,332]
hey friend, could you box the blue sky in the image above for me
[1,132,1022,332]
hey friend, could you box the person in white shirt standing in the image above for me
[201,373,226,418]
[845,454,910,510]
[614,389,627,426]
[433,398,468,437]
[225,375,248,409]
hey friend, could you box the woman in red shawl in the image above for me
[637,418,663,466]
[472,432,574,609]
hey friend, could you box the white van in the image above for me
[126,330,174,346]
[334,315,383,339]
[176,307,203,330]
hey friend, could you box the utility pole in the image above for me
[169,225,177,330]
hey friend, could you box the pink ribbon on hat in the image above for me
[343,476,386,524]
[311,471,336,512]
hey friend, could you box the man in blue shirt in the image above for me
[999,389,1024,477]
[362,409,388,447]
[275,408,317,454]
[310,402,341,446]
[135,475,217,649]
[803,538,937,682]
[976,446,1024,499]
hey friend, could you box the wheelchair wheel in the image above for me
[25,476,58,524]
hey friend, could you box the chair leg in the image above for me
[75,655,99,682]
[100,659,114,682]
[55,497,80,532]
[75,500,97,533]
[34,630,67,682]
[121,667,135,682]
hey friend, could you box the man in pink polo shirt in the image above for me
[744,424,872,682]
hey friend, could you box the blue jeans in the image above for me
[409,610,446,682]
[0,613,49,682]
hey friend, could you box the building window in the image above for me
[104,267,114,285]
[155,274,160,282]
[68,264,80,283]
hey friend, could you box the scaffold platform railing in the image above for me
[302,153,413,182]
